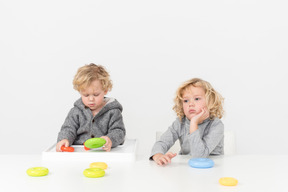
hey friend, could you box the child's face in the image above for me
[182,85,207,120]
[80,80,107,113]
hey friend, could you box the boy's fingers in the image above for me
[163,155,173,164]
[162,156,170,164]
[160,157,168,165]
[166,157,172,163]
[166,152,177,158]
[57,144,63,152]
[157,160,163,166]
[166,152,173,156]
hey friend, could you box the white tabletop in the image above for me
[0,154,287,192]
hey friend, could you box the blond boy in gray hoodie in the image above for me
[56,64,125,152]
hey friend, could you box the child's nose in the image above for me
[88,96,94,101]
[189,100,195,106]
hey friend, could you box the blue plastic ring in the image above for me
[188,158,214,168]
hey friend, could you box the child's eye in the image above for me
[183,99,189,103]
[195,97,200,101]
[94,94,99,97]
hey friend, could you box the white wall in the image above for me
[1,0,287,156]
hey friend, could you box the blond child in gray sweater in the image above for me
[150,78,224,165]
[57,64,125,152]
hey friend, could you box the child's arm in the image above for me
[57,108,79,147]
[188,118,224,158]
[150,119,181,160]
[152,152,177,165]
[105,109,126,148]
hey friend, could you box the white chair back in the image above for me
[223,130,236,155]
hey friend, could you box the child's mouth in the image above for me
[189,109,196,113]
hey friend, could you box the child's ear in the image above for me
[104,90,108,95]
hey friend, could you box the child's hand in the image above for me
[56,139,69,152]
[191,107,210,125]
[100,136,112,152]
[189,107,210,133]
[152,152,177,166]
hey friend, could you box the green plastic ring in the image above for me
[26,167,49,177]
[83,168,105,178]
[84,138,106,148]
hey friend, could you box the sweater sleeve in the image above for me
[57,108,80,145]
[149,120,180,160]
[106,109,126,148]
[187,118,224,158]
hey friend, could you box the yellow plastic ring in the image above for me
[219,177,238,186]
[89,162,108,170]
[26,167,49,177]
[83,168,105,178]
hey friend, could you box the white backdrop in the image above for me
[1,0,287,156]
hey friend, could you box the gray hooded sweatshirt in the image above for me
[57,97,126,148]
[150,117,224,159]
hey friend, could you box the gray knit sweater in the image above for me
[57,97,126,148]
[150,117,224,159]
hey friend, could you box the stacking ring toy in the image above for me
[61,146,74,152]
[84,138,106,148]
[83,168,105,178]
[90,162,108,170]
[83,142,90,150]
[188,158,214,168]
[219,177,238,186]
[26,167,49,177]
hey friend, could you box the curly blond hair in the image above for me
[73,63,113,92]
[173,78,224,120]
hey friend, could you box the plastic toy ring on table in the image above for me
[26,167,49,177]
[83,143,90,151]
[188,158,214,168]
[90,162,108,170]
[84,138,106,149]
[61,146,74,152]
[83,168,105,178]
[219,177,238,186]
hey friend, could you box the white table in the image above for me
[0,154,287,192]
